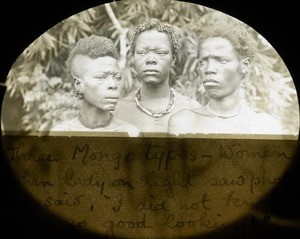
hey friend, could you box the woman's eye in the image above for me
[218,59,227,64]
[136,50,146,55]
[114,74,122,81]
[95,74,106,80]
[157,51,167,55]
[198,59,206,65]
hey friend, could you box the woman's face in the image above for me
[133,29,174,87]
[198,37,248,100]
[74,55,122,111]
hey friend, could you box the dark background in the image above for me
[1,1,299,238]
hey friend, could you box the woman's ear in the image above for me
[241,57,250,74]
[73,77,81,88]
[73,77,84,101]
[171,55,176,66]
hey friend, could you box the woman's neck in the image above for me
[140,82,171,101]
[209,95,242,117]
[79,102,111,125]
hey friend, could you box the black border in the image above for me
[1,1,299,238]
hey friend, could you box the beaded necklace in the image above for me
[207,102,242,118]
[134,87,176,118]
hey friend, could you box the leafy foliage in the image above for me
[4,0,299,135]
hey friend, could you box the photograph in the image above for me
[1,0,298,139]
[1,1,299,239]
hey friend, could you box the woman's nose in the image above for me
[146,53,157,65]
[107,77,118,90]
[204,59,217,74]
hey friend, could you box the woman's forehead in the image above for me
[200,38,236,55]
[72,55,120,76]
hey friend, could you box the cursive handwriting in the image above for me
[145,142,211,171]
[141,171,200,197]
[165,212,224,230]
[72,144,121,169]
[180,193,211,210]
[219,143,292,160]
[44,192,84,207]
[206,175,245,186]
[63,167,106,195]
[103,214,153,237]
[7,143,60,163]
[21,169,54,187]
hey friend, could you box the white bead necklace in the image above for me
[134,87,176,118]
[207,102,242,118]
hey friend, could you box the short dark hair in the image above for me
[129,18,182,57]
[66,34,119,75]
[198,20,257,60]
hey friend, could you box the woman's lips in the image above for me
[203,79,219,86]
[143,69,159,75]
[105,97,119,103]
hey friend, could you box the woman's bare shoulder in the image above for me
[175,92,202,109]
[113,118,141,137]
